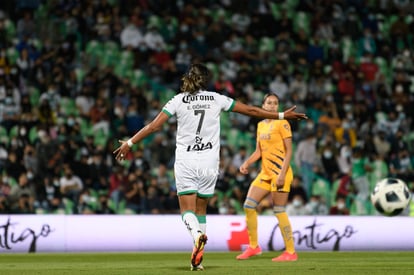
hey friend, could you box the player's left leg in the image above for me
[270,169,297,262]
[271,191,297,262]
[179,194,207,270]
[190,196,209,270]
[236,179,270,260]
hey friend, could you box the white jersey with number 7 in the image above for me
[162,91,235,161]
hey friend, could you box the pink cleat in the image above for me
[191,234,208,268]
[272,251,298,262]
[236,246,262,260]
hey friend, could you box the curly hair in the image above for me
[180,63,211,94]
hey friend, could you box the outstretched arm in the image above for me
[113,111,169,161]
[239,140,262,174]
[232,101,307,120]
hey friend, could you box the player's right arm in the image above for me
[113,111,169,161]
[232,101,307,120]
[239,140,262,174]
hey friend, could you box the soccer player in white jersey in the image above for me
[113,63,307,271]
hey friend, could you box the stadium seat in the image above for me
[129,69,149,88]
[114,50,134,78]
[74,67,85,83]
[0,126,8,137]
[29,86,41,107]
[147,15,162,29]
[311,176,331,206]
[251,90,265,106]
[375,56,389,75]
[116,199,127,214]
[206,62,219,82]
[63,198,75,214]
[220,111,231,137]
[78,117,92,136]
[293,11,310,35]
[224,129,255,152]
[85,40,104,67]
[6,46,19,65]
[4,19,16,41]
[340,37,355,62]
[330,179,341,207]
[0,126,9,145]
[285,0,299,11]
[269,2,282,19]
[259,37,275,53]
[159,89,176,105]
[28,126,38,144]
[403,131,414,152]
[8,125,19,139]
[101,41,120,67]
[60,97,79,116]
[409,76,414,93]
[349,194,371,215]
[93,128,110,147]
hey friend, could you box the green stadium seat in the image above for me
[159,89,176,105]
[75,67,85,83]
[114,50,134,78]
[403,131,414,152]
[9,125,19,139]
[102,41,120,67]
[129,69,149,88]
[29,86,41,106]
[340,37,355,62]
[4,19,16,40]
[85,40,104,67]
[206,62,219,82]
[311,176,331,206]
[63,198,75,214]
[59,97,79,116]
[293,11,310,35]
[269,2,282,19]
[93,127,110,147]
[330,179,341,207]
[0,126,9,145]
[259,37,275,53]
[6,46,19,65]
[28,126,38,144]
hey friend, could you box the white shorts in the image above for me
[174,158,219,197]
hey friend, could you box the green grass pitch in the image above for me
[1,251,414,274]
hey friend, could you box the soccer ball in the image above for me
[370,178,412,216]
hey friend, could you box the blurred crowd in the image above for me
[0,0,413,216]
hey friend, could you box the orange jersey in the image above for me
[257,119,292,181]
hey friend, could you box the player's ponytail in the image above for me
[180,63,211,94]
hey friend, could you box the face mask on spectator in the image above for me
[27,171,34,180]
[293,199,302,207]
[180,24,189,32]
[323,150,333,159]
[342,122,350,130]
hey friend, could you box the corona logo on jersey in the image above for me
[182,94,214,103]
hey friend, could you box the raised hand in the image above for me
[283,106,308,120]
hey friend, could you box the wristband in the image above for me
[279,112,284,120]
[127,139,134,147]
